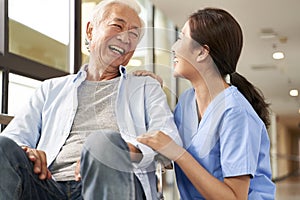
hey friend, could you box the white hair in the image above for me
[90,0,144,28]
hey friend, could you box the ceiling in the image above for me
[150,0,300,130]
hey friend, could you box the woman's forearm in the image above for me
[175,151,249,200]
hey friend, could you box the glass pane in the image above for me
[174,30,192,95]
[177,78,191,96]
[154,8,177,109]
[8,73,41,115]
[128,0,153,73]
[81,0,100,65]
[8,0,70,72]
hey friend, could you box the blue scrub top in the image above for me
[174,86,276,200]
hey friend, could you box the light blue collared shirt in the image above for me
[174,86,275,200]
[2,65,182,200]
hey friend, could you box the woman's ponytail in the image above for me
[231,72,271,129]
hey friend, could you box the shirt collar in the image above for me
[119,65,127,79]
[72,64,88,85]
[72,64,127,84]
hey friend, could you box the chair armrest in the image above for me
[0,113,14,125]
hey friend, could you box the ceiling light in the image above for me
[289,89,299,97]
[272,51,284,60]
[260,33,277,39]
[260,28,277,39]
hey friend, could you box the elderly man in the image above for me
[0,0,182,199]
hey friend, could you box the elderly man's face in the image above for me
[87,4,142,67]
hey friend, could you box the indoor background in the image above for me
[0,0,299,199]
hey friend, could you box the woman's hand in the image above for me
[22,146,52,180]
[137,131,185,161]
[132,70,163,87]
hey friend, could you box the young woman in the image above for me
[137,8,275,200]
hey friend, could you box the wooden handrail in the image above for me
[0,114,14,125]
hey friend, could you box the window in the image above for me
[8,73,41,115]
[81,0,100,65]
[0,70,2,113]
[8,0,71,72]
[154,8,177,109]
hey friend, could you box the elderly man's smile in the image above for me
[109,45,125,55]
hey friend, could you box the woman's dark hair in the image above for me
[189,8,270,128]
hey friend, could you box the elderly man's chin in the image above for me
[110,53,133,67]
[104,57,131,68]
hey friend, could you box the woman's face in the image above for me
[171,21,202,79]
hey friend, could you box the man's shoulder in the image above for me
[41,74,77,91]
[127,74,161,85]
[44,74,77,84]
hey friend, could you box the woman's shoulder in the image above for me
[178,87,194,101]
[225,86,266,127]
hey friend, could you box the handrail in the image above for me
[271,152,300,183]
[0,113,14,125]
[272,169,300,183]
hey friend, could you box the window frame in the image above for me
[0,0,82,113]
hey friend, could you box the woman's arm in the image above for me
[137,131,250,200]
[176,150,250,200]
[132,70,163,87]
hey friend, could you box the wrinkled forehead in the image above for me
[102,3,142,28]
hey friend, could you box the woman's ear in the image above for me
[196,45,209,62]
[86,22,93,41]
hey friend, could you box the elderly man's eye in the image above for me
[129,30,139,39]
[112,24,122,29]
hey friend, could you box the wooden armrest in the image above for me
[0,114,14,125]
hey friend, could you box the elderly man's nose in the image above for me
[116,32,130,43]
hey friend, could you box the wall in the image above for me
[276,121,295,177]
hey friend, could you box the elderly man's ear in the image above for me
[86,22,93,41]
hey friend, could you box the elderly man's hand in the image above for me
[127,142,143,163]
[21,146,52,180]
[75,160,81,181]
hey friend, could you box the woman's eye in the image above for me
[176,36,182,41]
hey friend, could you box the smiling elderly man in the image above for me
[0,0,182,199]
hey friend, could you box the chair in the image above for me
[155,154,173,200]
[0,113,13,131]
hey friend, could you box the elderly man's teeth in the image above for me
[109,45,125,55]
